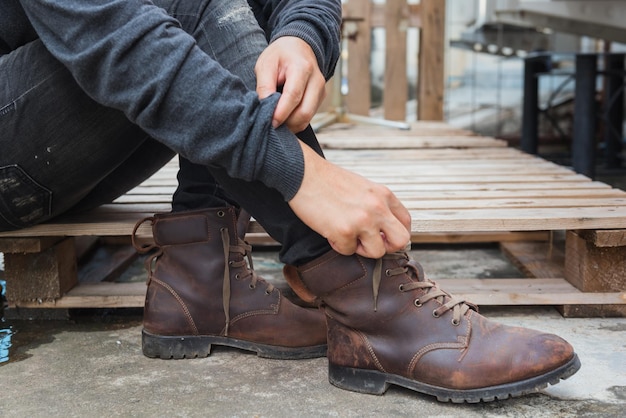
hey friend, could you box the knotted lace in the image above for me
[131,216,161,281]
[220,228,275,336]
[373,252,474,325]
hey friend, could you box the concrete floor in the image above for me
[1,246,625,417]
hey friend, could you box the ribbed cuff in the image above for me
[260,124,305,202]
[270,23,328,79]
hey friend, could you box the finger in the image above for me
[328,236,358,256]
[355,231,387,259]
[272,74,306,128]
[385,191,411,232]
[381,218,411,254]
[285,78,327,132]
[379,196,411,253]
[351,224,388,259]
[255,62,280,100]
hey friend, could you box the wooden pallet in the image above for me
[1,122,625,316]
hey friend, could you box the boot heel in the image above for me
[142,330,212,359]
[329,363,390,395]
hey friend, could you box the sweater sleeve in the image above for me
[248,0,342,81]
[19,0,317,201]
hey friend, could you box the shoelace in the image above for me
[373,252,473,325]
[132,216,161,279]
[220,228,274,336]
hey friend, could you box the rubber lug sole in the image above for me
[142,330,327,360]
[329,354,581,403]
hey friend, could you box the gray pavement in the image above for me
[1,247,625,417]
[0,307,624,417]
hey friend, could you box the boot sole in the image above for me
[329,354,581,403]
[142,330,327,360]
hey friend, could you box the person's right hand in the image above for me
[288,140,411,259]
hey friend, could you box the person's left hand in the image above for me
[255,36,327,133]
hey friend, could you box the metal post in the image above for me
[521,56,549,154]
[572,54,598,178]
[603,53,624,168]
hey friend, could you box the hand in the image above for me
[288,141,412,259]
[255,36,327,133]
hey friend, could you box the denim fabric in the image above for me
[0,39,171,229]
[0,0,333,265]
[16,0,341,201]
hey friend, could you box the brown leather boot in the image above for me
[284,250,580,402]
[133,207,327,360]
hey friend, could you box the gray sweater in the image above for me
[2,0,341,201]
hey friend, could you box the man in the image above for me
[1,0,579,403]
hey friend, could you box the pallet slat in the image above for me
[10,279,625,309]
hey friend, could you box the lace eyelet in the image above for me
[432,310,440,318]
[398,284,405,292]
[451,318,460,326]
[217,210,225,217]
[414,299,422,307]
[228,261,234,266]
[385,269,392,277]
[249,284,255,290]
[265,290,271,295]
[234,274,240,280]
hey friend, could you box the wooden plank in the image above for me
[409,206,626,232]
[0,222,152,239]
[561,229,626,316]
[320,120,475,134]
[0,237,62,253]
[336,163,578,174]
[557,305,626,318]
[367,3,422,28]
[10,278,625,309]
[2,203,625,239]
[394,189,626,199]
[319,136,506,149]
[410,231,549,244]
[323,149,543,161]
[564,230,626,292]
[388,182,615,192]
[353,175,590,184]
[383,0,409,121]
[4,238,77,302]
[10,282,146,308]
[344,0,372,115]
[440,278,625,306]
[402,198,626,210]
[417,0,446,120]
[334,157,574,167]
[578,229,626,247]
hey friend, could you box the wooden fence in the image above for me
[325,0,446,121]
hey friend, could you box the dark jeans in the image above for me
[0,0,329,265]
